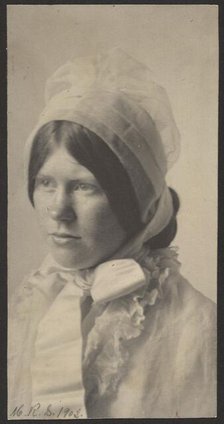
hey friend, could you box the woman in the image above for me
[8,48,216,419]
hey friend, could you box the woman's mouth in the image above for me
[50,233,81,246]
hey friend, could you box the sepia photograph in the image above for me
[7,5,218,419]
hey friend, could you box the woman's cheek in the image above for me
[78,198,106,233]
[80,196,123,239]
[33,193,49,227]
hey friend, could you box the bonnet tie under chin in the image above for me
[29,257,147,418]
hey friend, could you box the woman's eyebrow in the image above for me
[36,173,99,185]
[36,171,93,179]
[35,172,52,178]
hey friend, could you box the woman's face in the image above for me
[33,144,127,269]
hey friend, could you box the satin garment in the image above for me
[8,251,216,419]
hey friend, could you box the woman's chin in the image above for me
[51,250,83,269]
[48,237,125,270]
[49,246,97,270]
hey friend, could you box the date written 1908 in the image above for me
[10,402,84,419]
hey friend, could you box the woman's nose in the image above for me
[48,189,76,222]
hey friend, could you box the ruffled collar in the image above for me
[82,247,180,405]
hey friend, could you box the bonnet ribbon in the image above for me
[29,256,147,418]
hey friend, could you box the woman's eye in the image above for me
[35,177,54,189]
[41,179,50,187]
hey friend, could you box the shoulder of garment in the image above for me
[88,270,217,419]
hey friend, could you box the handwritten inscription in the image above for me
[10,403,83,419]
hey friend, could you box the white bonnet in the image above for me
[25,48,180,238]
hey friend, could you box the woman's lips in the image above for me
[50,233,81,246]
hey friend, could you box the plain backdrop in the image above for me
[7,5,218,301]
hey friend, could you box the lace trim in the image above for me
[83,247,180,404]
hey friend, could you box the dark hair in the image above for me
[147,188,180,249]
[28,120,180,247]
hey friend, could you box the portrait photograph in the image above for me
[7,4,218,420]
